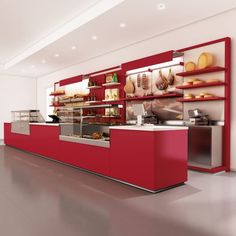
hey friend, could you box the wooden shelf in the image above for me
[177,96,225,103]
[102,82,121,87]
[122,93,183,101]
[176,66,225,77]
[176,81,225,90]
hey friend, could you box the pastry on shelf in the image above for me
[182,78,196,85]
[182,78,205,86]
[198,52,214,69]
[203,94,215,98]
[206,79,220,83]
[192,79,205,85]
[195,92,215,99]
[185,61,197,72]
[184,93,195,99]
[92,132,102,139]
[51,89,65,95]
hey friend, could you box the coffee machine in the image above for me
[187,109,209,125]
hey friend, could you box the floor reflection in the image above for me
[0,145,236,236]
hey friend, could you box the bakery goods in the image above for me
[204,94,214,98]
[184,93,195,99]
[182,81,192,86]
[193,80,205,85]
[187,78,196,84]
[92,132,102,139]
[206,79,220,83]
[197,92,215,98]
[195,95,202,99]
[198,52,214,69]
[185,61,197,71]
[199,92,207,96]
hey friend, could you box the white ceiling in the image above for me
[1,0,236,78]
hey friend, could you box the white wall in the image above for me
[0,75,37,139]
[37,9,236,170]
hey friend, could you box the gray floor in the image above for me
[0,145,236,236]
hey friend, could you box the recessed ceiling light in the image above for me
[120,23,126,28]
[157,3,166,10]
[71,46,77,50]
[91,36,98,40]
[54,53,60,57]
[41,59,46,64]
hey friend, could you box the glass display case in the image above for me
[11,110,45,135]
[11,110,45,123]
[58,104,123,148]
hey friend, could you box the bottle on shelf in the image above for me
[112,73,118,83]
[88,79,93,87]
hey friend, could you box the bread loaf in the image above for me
[198,52,214,69]
[185,61,196,72]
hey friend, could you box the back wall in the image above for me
[37,8,236,170]
[0,75,37,139]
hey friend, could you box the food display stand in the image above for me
[4,37,231,192]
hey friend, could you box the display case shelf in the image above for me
[177,96,225,103]
[85,101,102,104]
[176,81,225,90]
[102,82,121,87]
[86,86,102,89]
[102,99,121,102]
[50,104,65,107]
[176,66,225,77]
[73,103,123,110]
[122,93,183,101]
[49,92,65,96]
[102,115,121,118]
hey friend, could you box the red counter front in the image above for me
[4,123,188,192]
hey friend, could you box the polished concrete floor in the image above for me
[0,145,236,236]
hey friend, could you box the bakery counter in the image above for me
[30,122,60,126]
[110,125,188,131]
[4,122,188,192]
[59,135,110,148]
[109,125,188,191]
